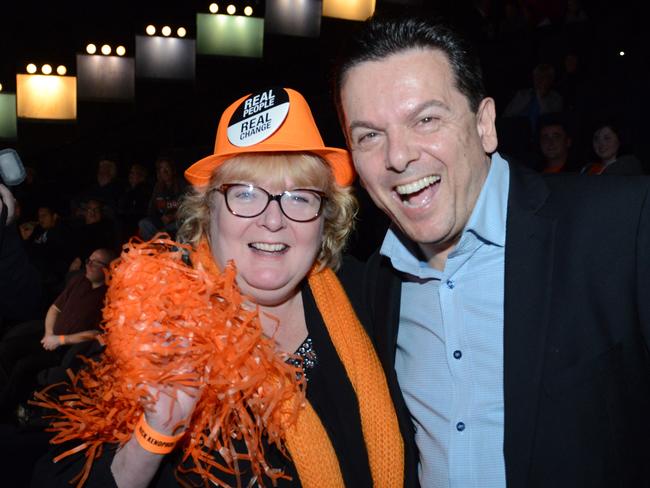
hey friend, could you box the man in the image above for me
[0,247,115,419]
[335,16,650,488]
[503,63,564,134]
[537,115,572,173]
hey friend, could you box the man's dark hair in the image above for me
[538,112,570,137]
[333,16,487,118]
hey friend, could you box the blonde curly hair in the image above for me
[177,153,357,271]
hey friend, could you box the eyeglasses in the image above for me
[217,184,327,223]
[86,258,108,268]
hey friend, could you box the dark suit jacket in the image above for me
[362,161,650,488]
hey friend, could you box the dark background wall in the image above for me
[1,0,649,250]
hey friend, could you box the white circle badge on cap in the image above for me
[227,88,290,147]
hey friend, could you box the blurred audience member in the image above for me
[71,199,118,266]
[0,248,115,421]
[117,163,152,239]
[538,115,573,173]
[503,63,564,133]
[138,157,186,240]
[581,123,644,175]
[20,204,73,304]
[75,158,123,218]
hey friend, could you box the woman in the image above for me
[581,123,644,175]
[32,88,404,488]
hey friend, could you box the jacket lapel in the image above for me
[503,165,556,487]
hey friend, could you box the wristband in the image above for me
[58,335,65,345]
[134,414,185,455]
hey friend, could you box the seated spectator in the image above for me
[538,115,574,173]
[0,248,116,421]
[138,157,186,240]
[580,122,645,175]
[71,199,119,266]
[19,204,73,304]
[503,63,564,134]
[117,163,152,240]
[74,158,123,218]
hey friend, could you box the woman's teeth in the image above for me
[249,242,288,252]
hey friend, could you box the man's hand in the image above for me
[41,334,61,351]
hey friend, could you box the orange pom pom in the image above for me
[32,235,305,487]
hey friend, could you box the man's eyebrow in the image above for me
[348,99,450,132]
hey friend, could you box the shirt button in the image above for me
[456,422,465,432]
[453,350,462,359]
[446,279,455,289]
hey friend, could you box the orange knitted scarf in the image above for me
[294,268,405,488]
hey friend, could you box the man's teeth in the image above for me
[250,242,288,252]
[395,175,440,195]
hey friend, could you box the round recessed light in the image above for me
[56,65,67,75]
[619,51,625,56]
[244,6,253,16]
[209,3,219,13]
[162,26,171,37]
[0,83,3,92]
[146,24,156,36]
[177,27,187,38]
[101,44,111,55]
[26,63,37,74]
[86,43,97,55]
[41,64,52,75]
[227,4,236,15]
[116,46,126,56]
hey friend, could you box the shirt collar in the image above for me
[463,151,509,247]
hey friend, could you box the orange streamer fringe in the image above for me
[32,235,305,488]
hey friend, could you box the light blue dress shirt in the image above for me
[381,153,509,488]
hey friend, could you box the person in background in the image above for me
[118,163,152,239]
[581,122,645,175]
[20,204,72,304]
[503,63,564,134]
[537,114,573,173]
[71,199,118,267]
[138,157,186,241]
[0,247,115,421]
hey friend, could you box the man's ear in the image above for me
[476,97,498,153]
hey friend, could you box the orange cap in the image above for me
[185,87,355,187]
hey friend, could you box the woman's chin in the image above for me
[239,280,297,307]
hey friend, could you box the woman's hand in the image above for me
[111,382,201,488]
[143,383,200,436]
